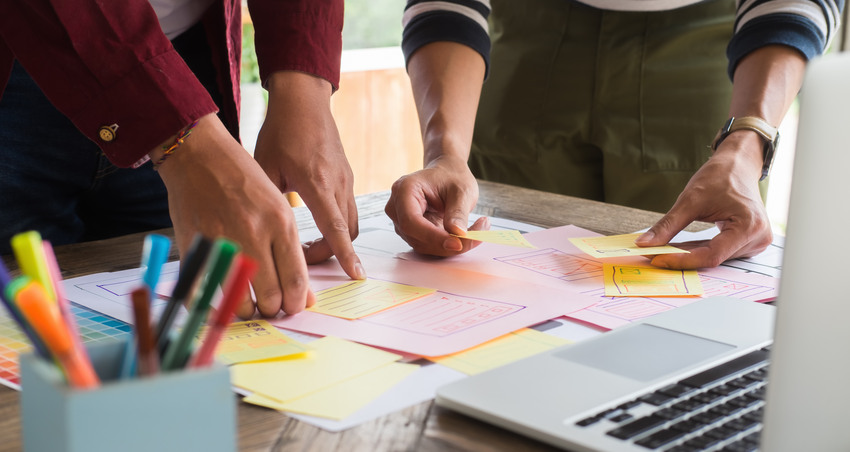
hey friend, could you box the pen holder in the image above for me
[19,339,236,452]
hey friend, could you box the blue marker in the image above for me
[141,234,172,294]
[120,234,172,378]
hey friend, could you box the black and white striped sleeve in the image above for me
[727,0,845,78]
[401,0,491,76]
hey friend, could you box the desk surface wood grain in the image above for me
[0,181,710,452]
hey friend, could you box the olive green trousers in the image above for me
[469,0,736,213]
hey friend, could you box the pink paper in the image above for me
[271,253,597,356]
[400,225,778,330]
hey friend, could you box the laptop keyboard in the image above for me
[575,348,770,451]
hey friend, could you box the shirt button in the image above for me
[98,124,119,142]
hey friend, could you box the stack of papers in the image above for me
[0,215,781,431]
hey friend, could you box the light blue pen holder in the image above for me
[19,339,237,452]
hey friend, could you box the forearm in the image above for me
[264,70,333,121]
[408,42,485,166]
[729,45,806,125]
[717,45,807,179]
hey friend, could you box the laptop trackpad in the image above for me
[553,324,735,382]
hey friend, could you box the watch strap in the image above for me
[712,116,779,181]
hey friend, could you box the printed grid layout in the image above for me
[0,303,131,389]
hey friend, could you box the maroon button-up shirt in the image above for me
[0,0,343,168]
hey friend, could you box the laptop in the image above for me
[435,51,850,452]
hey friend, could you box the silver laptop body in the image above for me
[435,52,850,451]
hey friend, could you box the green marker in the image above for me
[160,238,239,371]
[5,275,33,303]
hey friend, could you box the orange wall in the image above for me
[332,67,424,197]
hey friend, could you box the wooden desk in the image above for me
[0,180,709,452]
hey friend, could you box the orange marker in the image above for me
[15,281,100,389]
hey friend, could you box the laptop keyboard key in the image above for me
[672,399,706,412]
[669,419,704,434]
[655,407,687,420]
[693,391,723,404]
[692,408,726,424]
[658,383,696,398]
[640,392,675,406]
[618,399,643,410]
[679,350,769,389]
[711,384,742,397]
[606,415,666,440]
[575,415,603,427]
[704,425,739,441]
[609,413,633,423]
[683,434,722,449]
[634,428,686,449]
[720,441,760,452]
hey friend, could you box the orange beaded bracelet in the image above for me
[152,120,199,170]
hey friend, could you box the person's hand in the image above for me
[385,154,488,256]
[253,72,365,281]
[635,132,773,269]
[155,114,315,319]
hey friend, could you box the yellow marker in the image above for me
[11,231,56,303]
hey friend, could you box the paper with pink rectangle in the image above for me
[270,253,596,356]
[399,225,778,330]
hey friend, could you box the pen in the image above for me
[42,240,90,364]
[0,261,50,359]
[141,234,172,294]
[161,238,238,371]
[131,286,159,376]
[10,231,56,302]
[15,280,99,389]
[188,253,258,368]
[120,234,172,378]
[154,234,212,354]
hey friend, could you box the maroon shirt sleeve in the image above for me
[0,0,218,168]
[248,0,344,91]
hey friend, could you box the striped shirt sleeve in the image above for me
[401,0,492,77]
[727,0,845,78]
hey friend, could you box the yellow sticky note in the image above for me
[231,336,401,403]
[308,279,436,319]
[195,320,310,365]
[569,233,688,258]
[243,362,418,420]
[603,264,704,297]
[427,328,571,375]
[452,230,536,248]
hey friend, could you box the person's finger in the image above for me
[234,286,256,320]
[248,245,283,317]
[454,216,490,253]
[389,184,461,256]
[649,228,750,269]
[248,223,311,316]
[441,182,478,236]
[303,195,365,280]
[635,204,696,247]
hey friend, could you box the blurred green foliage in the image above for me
[342,0,403,50]
[241,23,260,84]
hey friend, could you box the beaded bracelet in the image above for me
[152,120,200,170]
